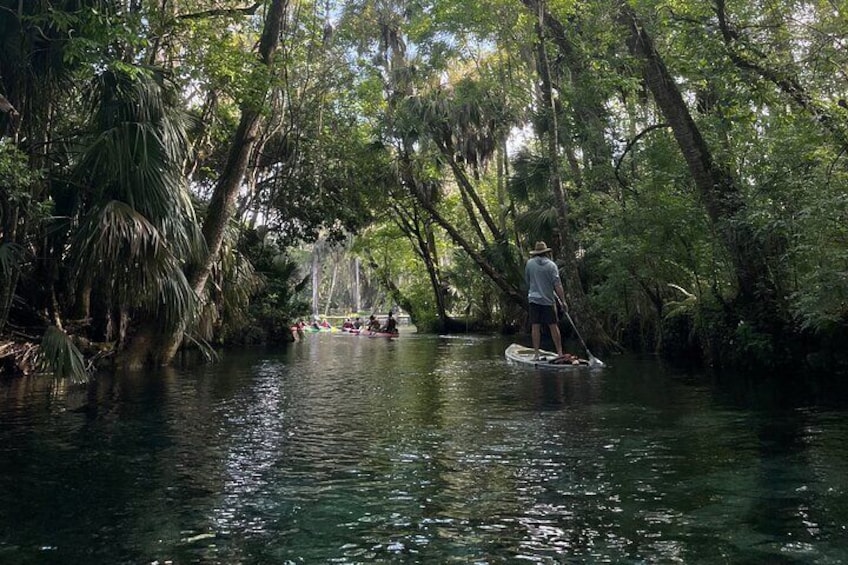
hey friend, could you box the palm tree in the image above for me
[69,67,203,369]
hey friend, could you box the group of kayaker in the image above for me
[289,317,332,340]
[337,311,399,334]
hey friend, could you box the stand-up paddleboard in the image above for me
[505,343,602,369]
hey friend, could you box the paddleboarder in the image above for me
[525,241,567,360]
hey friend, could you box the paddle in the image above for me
[558,300,605,368]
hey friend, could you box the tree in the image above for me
[341,0,529,314]
[149,0,290,366]
[523,0,613,348]
[70,68,200,368]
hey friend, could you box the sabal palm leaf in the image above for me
[0,242,23,275]
[79,122,199,246]
[67,66,201,332]
[203,222,262,332]
[76,67,202,260]
[154,266,197,329]
[508,149,550,203]
[71,200,195,326]
[273,256,304,288]
[190,223,263,348]
[182,330,219,362]
[38,325,87,383]
[155,188,206,265]
[514,203,559,242]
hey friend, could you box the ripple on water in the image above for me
[1,337,848,564]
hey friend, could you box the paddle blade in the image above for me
[588,354,605,368]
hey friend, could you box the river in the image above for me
[1,331,847,564]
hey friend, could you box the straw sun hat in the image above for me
[529,241,552,256]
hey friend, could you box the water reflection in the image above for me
[0,335,846,563]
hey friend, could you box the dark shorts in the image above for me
[529,302,557,325]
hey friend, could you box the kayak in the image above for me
[504,343,598,369]
[363,330,399,338]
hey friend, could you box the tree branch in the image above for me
[714,0,848,150]
[614,123,670,189]
[177,3,261,21]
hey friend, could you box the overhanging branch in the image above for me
[177,3,261,21]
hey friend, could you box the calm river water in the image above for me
[1,332,847,564]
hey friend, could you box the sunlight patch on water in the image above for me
[210,368,291,537]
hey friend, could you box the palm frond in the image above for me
[194,302,219,343]
[514,202,559,237]
[72,200,164,271]
[71,200,196,326]
[205,224,262,330]
[155,264,198,328]
[38,325,88,383]
[508,149,549,203]
[182,331,220,363]
[77,66,194,226]
[0,242,23,275]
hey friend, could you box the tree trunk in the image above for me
[535,3,610,348]
[423,220,450,328]
[364,251,416,323]
[496,138,510,232]
[619,3,777,306]
[411,182,526,310]
[392,200,450,330]
[311,250,321,317]
[324,260,338,317]
[435,139,505,242]
[0,263,18,335]
[521,0,614,190]
[152,0,290,365]
[353,257,361,313]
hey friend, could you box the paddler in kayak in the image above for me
[367,315,381,332]
[381,311,398,334]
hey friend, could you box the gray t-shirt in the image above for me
[525,256,560,306]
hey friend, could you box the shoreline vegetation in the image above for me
[1,1,845,382]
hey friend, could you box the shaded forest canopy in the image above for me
[0,0,846,380]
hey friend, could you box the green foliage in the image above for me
[445,249,503,328]
[731,319,777,370]
[37,325,87,383]
[397,279,440,331]
[223,228,310,345]
[0,141,38,195]
[0,243,22,277]
[787,186,848,331]
[0,141,46,225]
[69,66,200,331]
[581,122,721,353]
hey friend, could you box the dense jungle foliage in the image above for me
[0,0,845,381]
